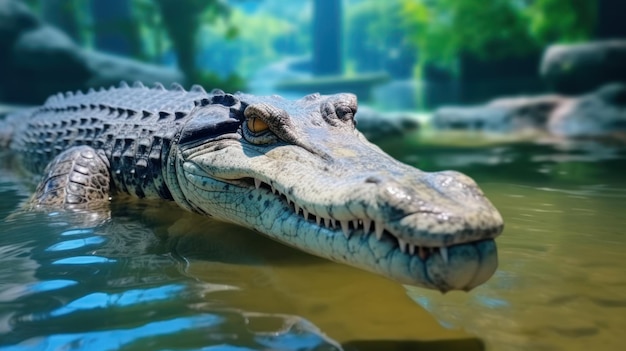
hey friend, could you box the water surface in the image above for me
[1,134,625,350]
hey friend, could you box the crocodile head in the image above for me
[167,92,504,292]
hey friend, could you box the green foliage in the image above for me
[345,1,406,72]
[525,0,597,43]
[22,0,40,10]
[132,0,245,88]
[197,7,309,78]
[132,0,167,61]
[400,0,597,69]
[151,0,231,78]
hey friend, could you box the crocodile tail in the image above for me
[0,107,33,149]
[0,117,12,149]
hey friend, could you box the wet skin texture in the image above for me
[0,82,504,292]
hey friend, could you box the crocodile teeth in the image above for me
[340,220,350,238]
[316,216,322,226]
[254,178,261,189]
[303,209,309,220]
[398,238,407,253]
[294,204,301,215]
[440,246,449,263]
[362,218,372,234]
[408,244,415,255]
[374,223,384,240]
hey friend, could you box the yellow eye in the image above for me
[247,117,269,133]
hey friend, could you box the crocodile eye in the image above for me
[247,117,269,133]
[335,105,355,121]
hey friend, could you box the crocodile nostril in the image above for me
[365,176,382,184]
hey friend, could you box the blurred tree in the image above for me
[594,0,626,38]
[41,0,81,43]
[91,0,143,57]
[129,0,245,91]
[152,0,231,79]
[196,6,308,78]
[400,0,597,70]
[345,1,416,78]
[401,0,535,70]
[526,0,596,43]
[132,0,166,62]
[21,0,40,11]
[312,0,342,75]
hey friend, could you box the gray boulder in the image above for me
[0,0,40,46]
[0,0,185,104]
[10,25,90,100]
[433,95,564,133]
[548,83,626,137]
[432,106,511,132]
[541,40,626,95]
[433,84,626,138]
[13,25,83,71]
[487,95,565,130]
[355,106,419,141]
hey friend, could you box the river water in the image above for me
[0,131,624,351]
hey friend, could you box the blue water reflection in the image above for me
[0,203,342,350]
[51,256,116,265]
[10,314,223,351]
[6,311,342,351]
[50,284,186,317]
[28,280,78,293]
[46,237,106,252]
[59,229,96,236]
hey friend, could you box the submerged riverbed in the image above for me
[1,132,624,351]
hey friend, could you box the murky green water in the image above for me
[1,133,625,350]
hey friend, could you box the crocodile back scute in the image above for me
[7,82,237,199]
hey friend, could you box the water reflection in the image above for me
[404,141,626,351]
[1,138,625,350]
[0,205,345,350]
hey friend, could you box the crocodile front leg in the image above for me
[28,146,112,209]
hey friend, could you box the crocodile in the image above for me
[0,82,504,292]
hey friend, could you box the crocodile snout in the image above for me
[372,170,503,247]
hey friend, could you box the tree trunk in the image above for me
[91,0,142,57]
[41,0,81,43]
[595,0,626,39]
[312,0,342,76]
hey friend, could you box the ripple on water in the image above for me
[2,140,626,350]
[0,207,342,350]
[406,179,626,351]
[9,311,342,351]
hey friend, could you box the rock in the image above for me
[9,25,90,101]
[355,106,419,141]
[13,25,83,70]
[433,95,564,132]
[0,0,41,101]
[432,106,511,132]
[487,95,565,129]
[0,0,185,104]
[541,40,626,95]
[548,83,626,137]
[433,83,626,138]
[0,0,40,47]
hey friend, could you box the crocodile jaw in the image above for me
[172,134,503,292]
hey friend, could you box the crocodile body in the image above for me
[0,82,504,292]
